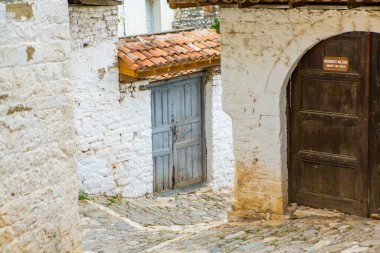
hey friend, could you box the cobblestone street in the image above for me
[80,189,380,253]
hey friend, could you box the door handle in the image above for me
[172,125,177,142]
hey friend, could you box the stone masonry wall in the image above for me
[69,5,118,50]
[70,5,154,198]
[173,6,219,29]
[0,1,80,252]
[69,4,233,197]
[220,7,380,220]
[205,68,235,191]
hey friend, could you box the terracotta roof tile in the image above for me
[149,49,163,57]
[127,52,139,61]
[140,50,153,59]
[142,59,155,68]
[149,69,200,82]
[132,51,147,61]
[118,29,220,72]
[193,42,206,49]
[118,52,139,71]
[174,45,188,54]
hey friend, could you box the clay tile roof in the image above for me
[118,29,220,73]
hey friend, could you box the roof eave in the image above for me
[119,57,221,80]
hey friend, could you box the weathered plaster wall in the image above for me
[70,5,154,198]
[205,68,235,190]
[70,5,118,50]
[173,6,219,29]
[0,1,80,252]
[220,7,380,220]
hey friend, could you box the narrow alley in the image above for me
[80,188,380,253]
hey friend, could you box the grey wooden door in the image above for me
[151,76,204,192]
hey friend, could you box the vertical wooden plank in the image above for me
[369,33,380,217]
[157,156,164,192]
[180,82,186,121]
[162,89,169,126]
[185,83,191,118]
[152,86,173,192]
[192,145,200,179]
[185,146,192,180]
[191,80,198,117]
[361,32,371,217]
[153,157,158,192]
[155,90,163,127]
[163,155,169,190]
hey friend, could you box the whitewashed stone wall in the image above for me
[70,5,154,198]
[220,7,380,220]
[205,68,235,190]
[173,6,219,29]
[0,1,80,252]
[70,5,118,50]
[69,2,233,197]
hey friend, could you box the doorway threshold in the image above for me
[155,182,207,198]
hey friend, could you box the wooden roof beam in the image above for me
[119,58,221,81]
[68,0,122,6]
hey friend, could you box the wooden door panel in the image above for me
[300,120,358,156]
[292,192,364,216]
[171,78,203,188]
[290,32,368,216]
[370,34,380,215]
[298,161,357,199]
[300,78,358,115]
[151,88,173,192]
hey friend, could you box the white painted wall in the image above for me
[70,6,154,198]
[70,3,233,198]
[157,0,175,32]
[121,0,147,36]
[220,7,380,220]
[119,0,175,36]
[205,68,235,191]
[1,1,80,251]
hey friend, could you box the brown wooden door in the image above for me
[289,32,370,216]
[370,34,380,217]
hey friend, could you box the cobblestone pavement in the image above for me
[80,188,380,253]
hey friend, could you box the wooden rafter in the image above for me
[68,0,122,6]
[119,58,221,81]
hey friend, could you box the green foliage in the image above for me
[78,191,91,201]
[106,195,121,206]
[211,18,220,34]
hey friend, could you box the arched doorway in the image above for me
[288,32,380,218]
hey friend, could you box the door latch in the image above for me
[172,125,177,142]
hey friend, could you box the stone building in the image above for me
[173,6,219,29]
[73,10,235,197]
[169,0,380,220]
[1,1,82,252]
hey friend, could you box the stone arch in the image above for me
[266,11,380,197]
[223,8,380,220]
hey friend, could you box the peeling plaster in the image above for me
[26,46,35,61]
[6,3,33,21]
[7,105,32,115]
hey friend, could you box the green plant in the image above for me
[211,18,220,34]
[107,195,121,205]
[78,191,91,201]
